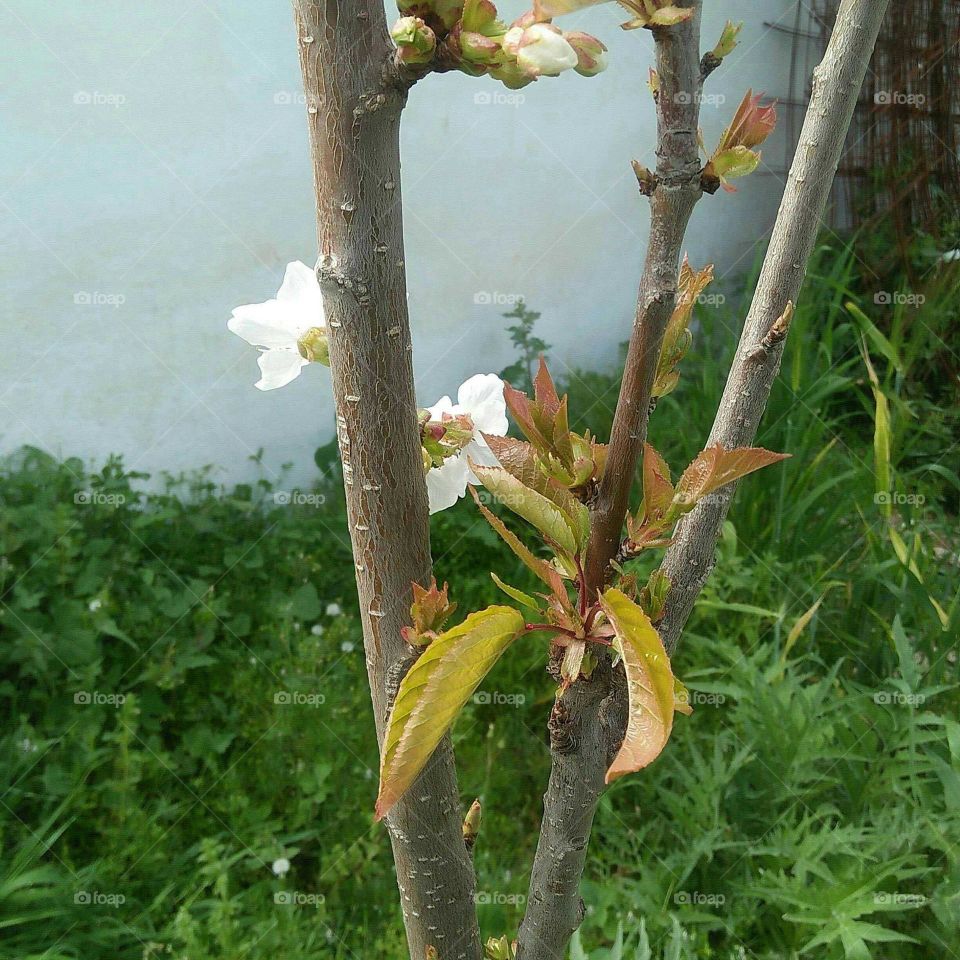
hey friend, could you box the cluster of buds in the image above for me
[419,407,476,472]
[535,0,692,31]
[497,358,607,497]
[401,578,458,646]
[485,935,517,959]
[702,89,777,192]
[391,0,607,88]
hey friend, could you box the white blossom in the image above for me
[228,261,327,391]
[424,374,508,514]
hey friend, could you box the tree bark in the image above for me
[657,0,893,654]
[517,8,704,959]
[292,4,482,958]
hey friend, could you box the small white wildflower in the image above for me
[326,602,343,617]
[340,641,355,654]
[88,598,103,612]
[310,623,325,637]
[272,857,291,877]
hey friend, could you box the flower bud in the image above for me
[564,31,607,77]
[391,16,437,65]
[458,29,502,64]
[462,798,482,850]
[503,23,578,78]
[296,326,330,366]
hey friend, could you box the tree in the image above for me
[228,2,892,957]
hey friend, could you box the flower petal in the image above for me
[426,395,455,420]
[276,260,324,329]
[463,437,501,484]
[255,349,309,391]
[457,374,508,435]
[228,300,301,350]
[426,455,470,514]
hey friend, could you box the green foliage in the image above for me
[1,240,957,958]
[499,301,551,395]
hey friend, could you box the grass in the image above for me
[0,241,957,959]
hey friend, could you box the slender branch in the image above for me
[657,0,893,654]
[291,4,481,958]
[516,8,704,959]
[583,4,705,593]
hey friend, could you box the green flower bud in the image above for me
[391,16,437,65]
[297,326,329,366]
[564,30,607,77]
[711,19,742,59]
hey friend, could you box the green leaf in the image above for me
[375,605,525,820]
[471,463,582,557]
[599,588,682,782]
[469,487,565,592]
[490,573,540,612]
[673,444,790,511]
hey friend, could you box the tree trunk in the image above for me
[657,0,893,654]
[292,4,482,957]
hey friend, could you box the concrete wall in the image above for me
[0,0,798,487]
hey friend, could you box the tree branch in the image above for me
[516,8,704,959]
[292,4,481,958]
[657,0,892,654]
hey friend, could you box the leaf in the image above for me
[781,594,825,663]
[673,444,790,510]
[599,588,682,782]
[490,573,539,612]
[469,486,565,592]
[472,463,582,557]
[376,605,525,820]
[642,443,674,523]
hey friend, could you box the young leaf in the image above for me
[376,605,526,820]
[491,573,540,612]
[672,444,789,511]
[642,443,674,523]
[469,487,565,592]
[599,588,683,782]
[472,463,582,557]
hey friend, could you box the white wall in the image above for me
[0,0,798,487]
